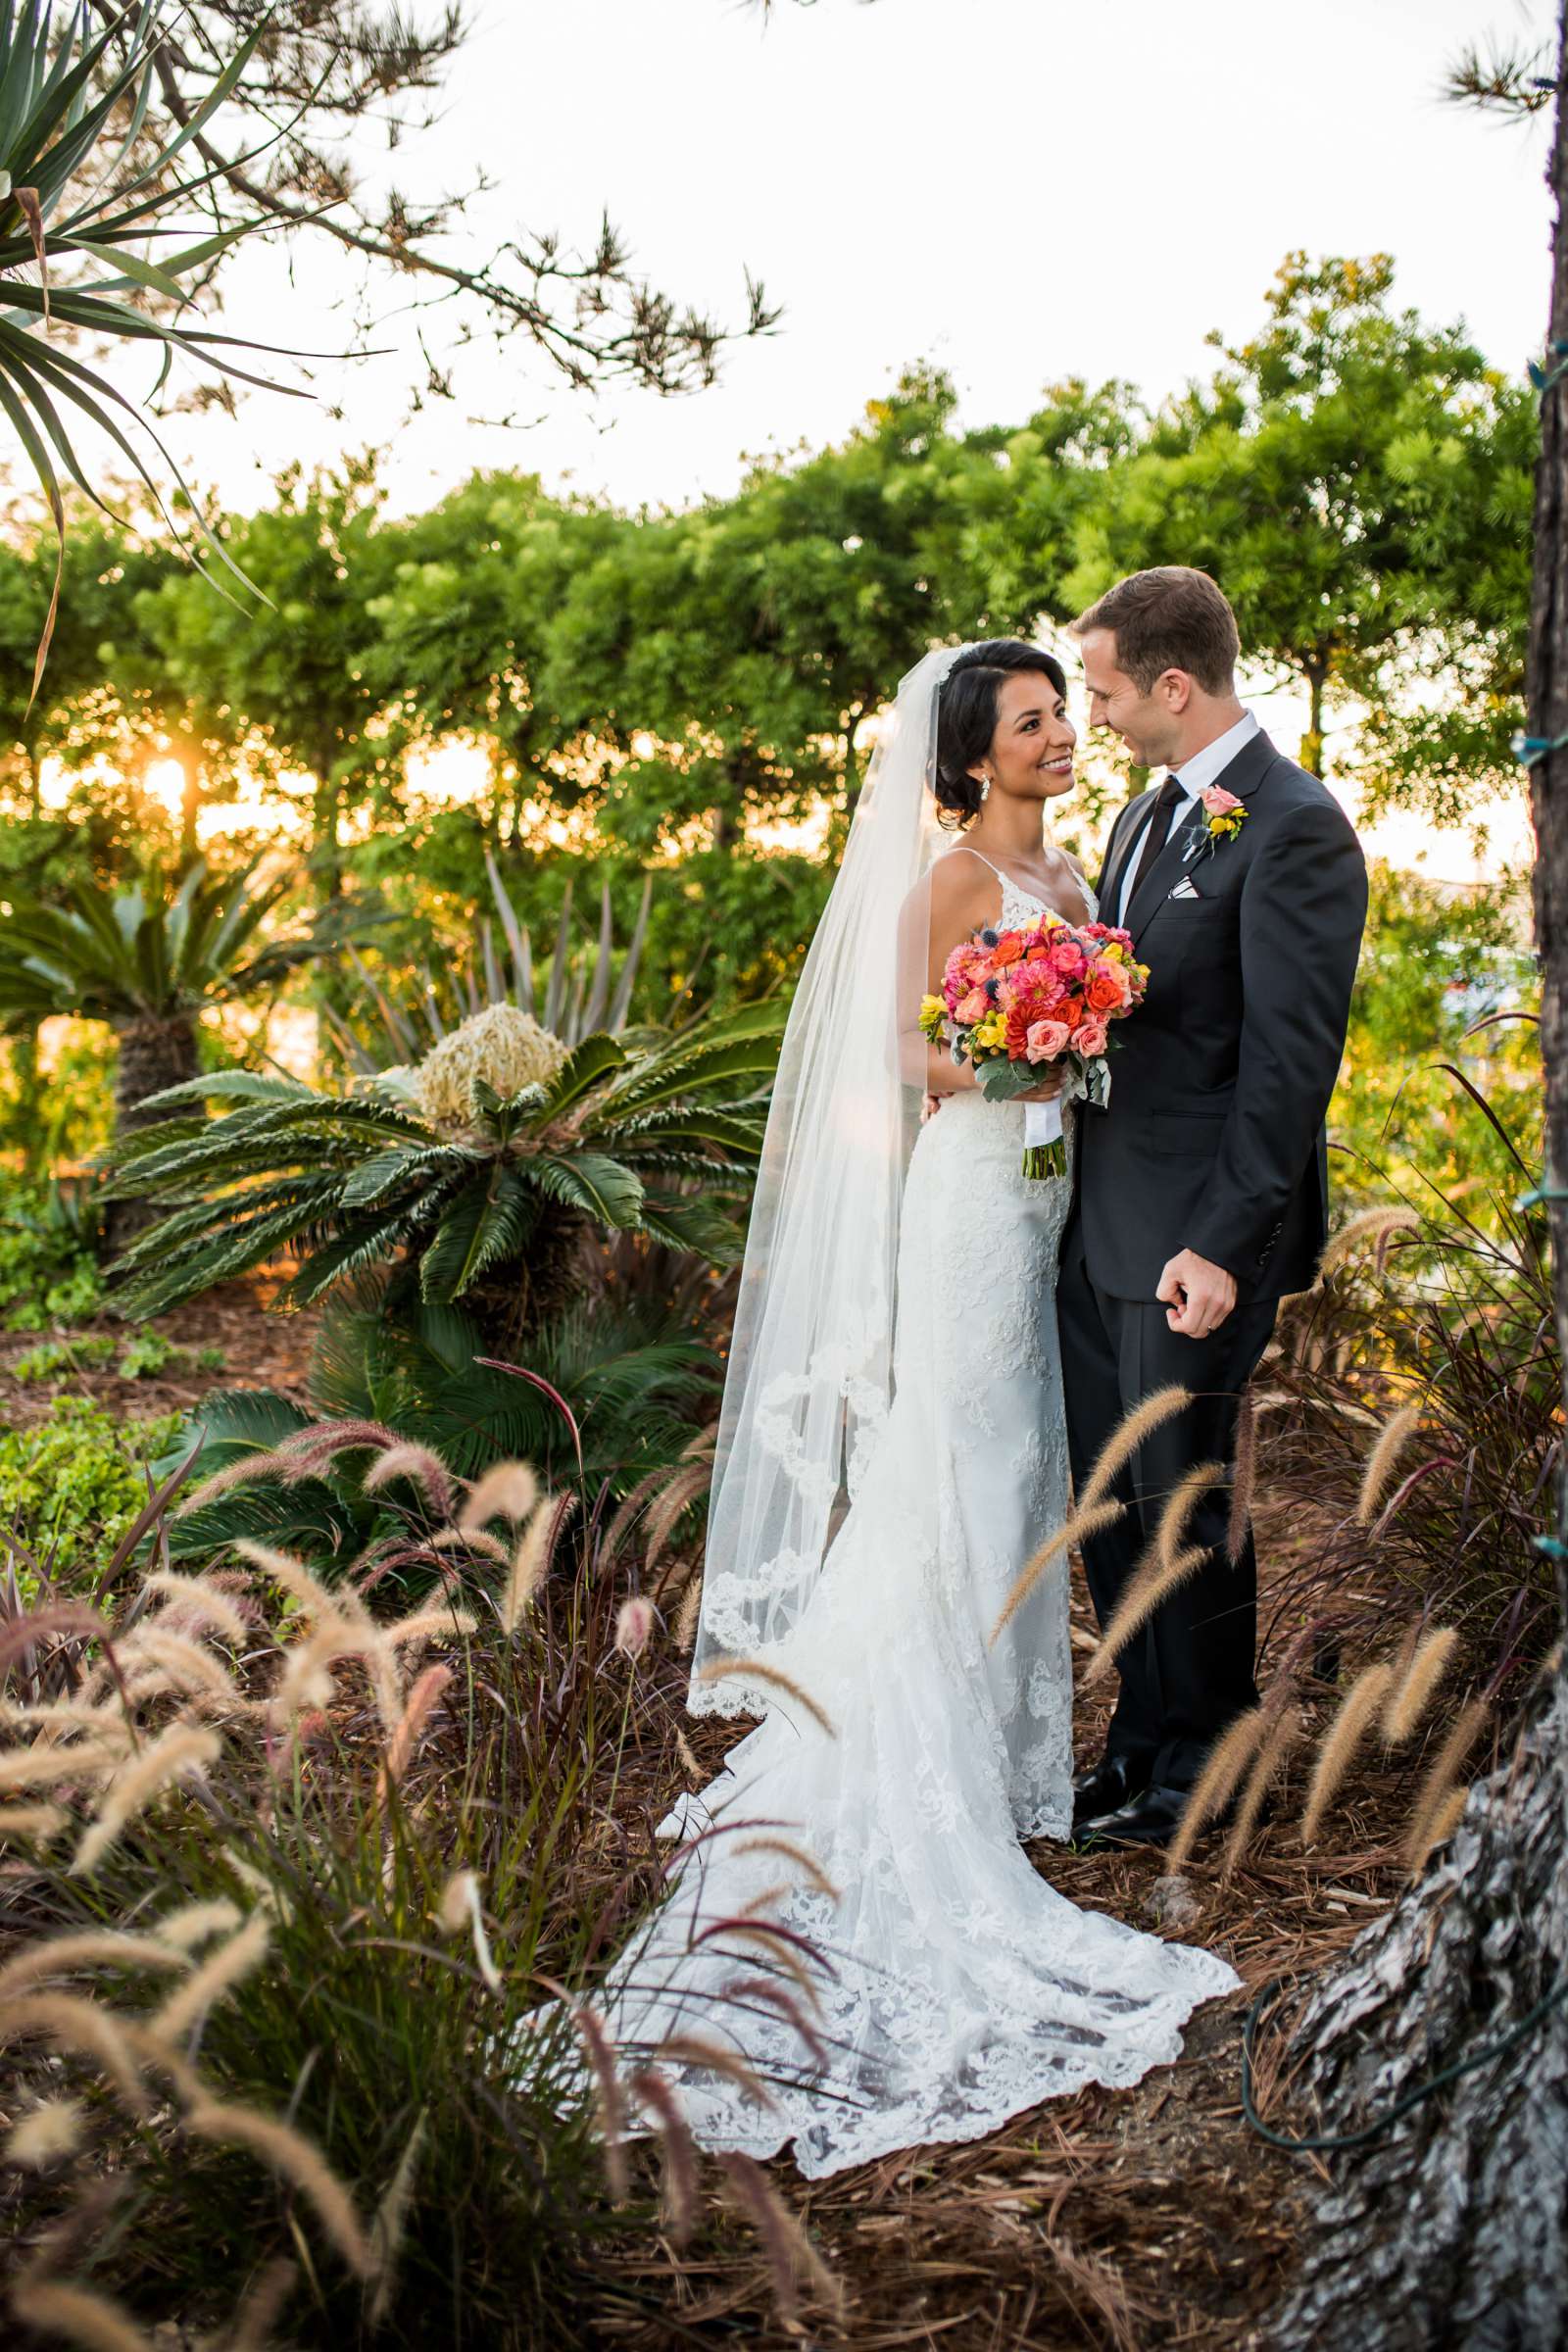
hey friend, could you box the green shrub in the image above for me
[11,1333,117,1381]
[0,1396,184,1572]
[0,1178,104,1331]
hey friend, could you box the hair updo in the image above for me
[933,639,1067,830]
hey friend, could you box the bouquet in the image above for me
[918,911,1150,1179]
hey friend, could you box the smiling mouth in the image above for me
[1041,757,1073,775]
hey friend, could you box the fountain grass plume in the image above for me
[695,1656,837,1738]
[1222,1712,1298,1881]
[1383,1625,1460,1744]
[0,1992,149,2114]
[7,2095,85,2170]
[458,1461,537,1533]
[1408,1783,1470,1875]
[378,1663,454,1798]
[0,1803,70,1840]
[1083,1543,1211,1690]
[0,1739,129,1795]
[628,2065,700,2247]
[721,1974,830,2068]
[117,1626,242,1710]
[1355,1403,1423,1527]
[150,1898,242,1953]
[150,1911,270,2044]
[228,2258,297,2352]
[1317,1204,1422,1279]
[0,1931,189,2003]
[1166,1708,1267,1876]
[365,1441,458,1519]
[657,2034,779,2110]
[501,1496,557,1634]
[565,1999,629,2200]
[11,2276,158,2352]
[1227,1386,1256,1566]
[368,2109,428,2328]
[717,2149,843,2326]
[992,1497,1127,1647]
[72,1725,222,1875]
[234,1538,371,1630]
[1402,1697,1490,1875]
[733,1836,840,1900]
[1300,1662,1396,1846]
[1077,1385,1193,1510]
[142,1571,254,1646]
[184,2099,375,2278]
[673,1575,704,1653]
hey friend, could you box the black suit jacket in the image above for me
[1076,728,1368,1303]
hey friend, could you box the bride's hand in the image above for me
[1018,1067,1065,1103]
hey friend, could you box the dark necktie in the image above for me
[1125,771,1187,912]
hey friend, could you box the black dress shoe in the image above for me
[1075,1783,1189,1852]
[1070,1752,1152,1834]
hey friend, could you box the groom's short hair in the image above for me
[1071,567,1240,696]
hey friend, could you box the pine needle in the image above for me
[991,1497,1127,1646]
[695,1656,836,1738]
[1076,1385,1193,1510]
[1383,1625,1460,1744]
[1166,1709,1267,1876]
[184,2100,374,2278]
[1355,1404,1423,1527]
[1300,1663,1396,1846]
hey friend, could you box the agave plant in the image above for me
[109,992,784,1341]
[0,2,307,685]
[0,855,364,1136]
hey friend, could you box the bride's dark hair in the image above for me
[934,639,1068,830]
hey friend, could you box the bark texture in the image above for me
[108,1011,199,1254]
[1269,18,1568,2343]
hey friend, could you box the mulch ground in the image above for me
[0,1275,318,1432]
[3,1287,1423,2351]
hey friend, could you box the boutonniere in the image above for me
[1199,784,1247,853]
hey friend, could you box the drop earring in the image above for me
[979,774,992,803]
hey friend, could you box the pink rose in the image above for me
[1074,1018,1109,1057]
[1048,939,1086,978]
[1025,1018,1071,1063]
[1202,785,1242,815]
[955,986,989,1023]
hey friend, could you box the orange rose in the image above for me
[991,931,1027,969]
[1085,961,1132,1014]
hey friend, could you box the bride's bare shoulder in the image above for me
[919,846,998,919]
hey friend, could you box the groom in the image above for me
[1057,567,1367,1849]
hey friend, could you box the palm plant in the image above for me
[0,2,305,684]
[0,856,363,1138]
[108,993,784,1342]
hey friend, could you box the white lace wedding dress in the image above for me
[600,863,1241,2180]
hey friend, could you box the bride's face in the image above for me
[971,671,1077,808]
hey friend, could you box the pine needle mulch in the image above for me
[607,1505,1444,2352]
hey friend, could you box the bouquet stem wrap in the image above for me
[1022,1097,1065,1182]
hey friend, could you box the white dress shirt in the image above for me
[1113,709,1259,925]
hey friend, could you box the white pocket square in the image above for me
[1168,877,1200,901]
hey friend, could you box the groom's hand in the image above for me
[1157,1249,1237,1339]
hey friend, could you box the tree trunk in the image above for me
[107,1011,199,1255]
[1300,656,1327,778]
[1269,19,1568,2343]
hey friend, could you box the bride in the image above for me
[600,640,1239,2180]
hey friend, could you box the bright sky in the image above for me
[56,0,1568,875]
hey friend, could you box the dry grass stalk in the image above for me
[0,1993,148,2115]
[1077,1385,1193,1511]
[72,1724,221,1876]
[1226,1386,1256,1566]
[1083,1540,1211,1691]
[184,2100,374,2278]
[673,1576,704,1654]
[644,1460,713,1573]
[6,2094,85,2169]
[720,1975,829,2068]
[1317,1203,1422,1279]
[367,2108,427,2327]
[695,1656,836,1739]
[717,2150,844,2325]
[1402,1699,1491,1874]
[150,1911,270,2045]
[1383,1625,1460,1745]
[569,2002,629,2201]
[657,2034,779,2109]
[675,1726,702,1782]
[0,1932,188,2003]
[435,1870,502,1992]
[1408,1784,1471,1875]
[1355,1403,1423,1527]
[991,1496,1127,1646]
[691,1920,826,2014]
[11,2276,159,2352]
[365,1441,457,1518]
[0,1802,70,1841]
[1166,1709,1267,1876]
[732,1836,840,1902]
[142,1570,253,1646]
[116,1626,241,1709]
[458,1460,536,1532]
[627,2065,699,2247]
[1300,1663,1396,1847]
[501,1496,556,1634]
[1222,1713,1298,1880]
[226,2257,297,2352]
[378,1663,453,1797]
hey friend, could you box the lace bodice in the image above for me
[942,843,1097,934]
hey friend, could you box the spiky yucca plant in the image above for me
[109,997,784,1341]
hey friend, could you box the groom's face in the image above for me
[1078,628,1182,770]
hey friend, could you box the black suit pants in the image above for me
[1056,1213,1276,1790]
